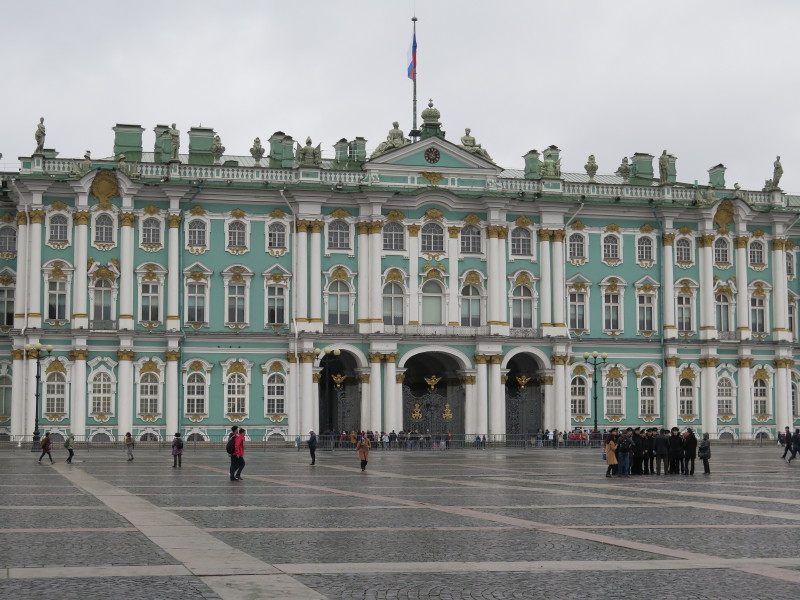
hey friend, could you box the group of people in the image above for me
[780,426,800,462]
[604,427,711,478]
[36,431,75,464]
[306,428,372,471]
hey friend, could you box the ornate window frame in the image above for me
[459,224,483,255]
[748,238,767,270]
[87,262,120,329]
[185,214,210,255]
[635,277,660,337]
[786,249,796,281]
[134,357,165,420]
[675,278,698,337]
[674,235,694,268]
[0,268,15,330]
[43,356,71,419]
[459,271,486,327]
[751,365,774,420]
[91,210,118,251]
[508,271,538,329]
[262,360,289,417]
[263,266,291,329]
[46,205,72,250]
[42,259,73,326]
[325,213,354,256]
[567,232,587,265]
[748,280,771,337]
[715,369,737,421]
[635,363,662,419]
[183,263,212,329]
[382,271,408,326]
[136,262,166,328]
[0,223,17,258]
[677,364,700,421]
[509,219,535,260]
[224,210,250,255]
[382,221,406,253]
[324,266,355,325]
[635,232,656,268]
[221,358,253,420]
[600,276,626,336]
[265,208,290,256]
[87,356,117,420]
[138,207,164,252]
[221,264,253,330]
[570,375,588,419]
[602,364,628,420]
[183,358,213,421]
[420,222,446,255]
[601,231,622,267]
[567,276,592,335]
[713,236,732,269]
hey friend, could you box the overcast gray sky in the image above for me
[2,0,799,192]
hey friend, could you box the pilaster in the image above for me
[69,349,88,439]
[118,212,136,330]
[662,233,676,338]
[308,220,323,332]
[167,214,181,330]
[737,357,753,439]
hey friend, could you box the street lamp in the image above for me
[314,347,341,443]
[24,342,53,451]
[583,350,607,435]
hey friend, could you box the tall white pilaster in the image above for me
[496,228,509,327]
[447,226,460,325]
[772,239,789,341]
[13,214,28,330]
[735,235,750,339]
[384,355,397,431]
[736,358,753,440]
[488,356,505,438]
[295,222,309,325]
[356,222,370,328]
[369,355,382,431]
[287,355,299,438]
[358,371,371,431]
[167,215,181,330]
[369,222,383,331]
[700,357,718,436]
[551,230,566,328]
[553,356,568,433]
[664,357,678,429]
[662,234,676,338]
[118,213,136,330]
[475,356,489,436]
[27,209,44,328]
[165,351,180,437]
[10,349,25,439]
[774,360,792,433]
[309,221,323,329]
[698,234,716,340]
[538,230,552,326]
[116,350,134,440]
[543,373,555,431]
[72,210,90,329]
[408,226,420,324]
[70,350,88,439]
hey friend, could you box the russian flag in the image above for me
[407,32,417,81]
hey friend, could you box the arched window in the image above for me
[605,377,623,415]
[228,220,246,248]
[186,372,206,415]
[226,373,246,414]
[510,227,532,256]
[49,215,68,243]
[46,372,67,414]
[460,225,481,254]
[382,282,404,325]
[570,377,587,415]
[568,234,585,259]
[188,219,207,247]
[90,372,112,414]
[717,377,734,415]
[603,235,619,261]
[265,284,286,325]
[268,222,286,249]
[679,378,694,416]
[0,375,11,420]
[753,379,768,415]
[637,237,653,262]
[511,285,534,328]
[714,238,729,264]
[640,377,656,415]
[675,238,692,263]
[327,280,350,325]
[92,279,113,323]
[382,222,404,251]
[421,222,444,253]
[266,373,285,413]
[95,214,114,244]
[460,284,481,326]
[328,220,350,250]
[716,294,731,332]
[421,279,444,325]
[139,372,159,414]
[749,240,765,266]
[0,226,16,252]
[142,217,161,245]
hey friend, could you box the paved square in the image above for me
[2,444,800,599]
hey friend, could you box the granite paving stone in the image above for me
[0,576,222,600]
[0,507,130,529]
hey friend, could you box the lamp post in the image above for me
[314,346,341,446]
[25,342,53,451]
[583,350,607,435]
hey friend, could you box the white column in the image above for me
[553,357,568,433]
[309,221,323,327]
[70,350,87,440]
[118,213,136,330]
[299,354,314,433]
[543,374,555,431]
[13,214,28,329]
[26,352,38,436]
[475,357,489,436]
[700,358,718,436]
[356,222,370,328]
[384,355,397,431]
[496,228,509,325]
[369,356,382,432]
[486,228,500,324]
[395,368,406,431]
[551,230,566,327]
[370,222,383,331]
[287,355,299,438]
[488,357,505,438]
[408,226,420,324]
[27,210,44,328]
[116,350,134,440]
[699,235,716,339]
[72,211,89,329]
[359,372,371,431]
[447,226,460,325]
[295,222,309,325]
[735,235,750,339]
[662,234,676,338]
[774,360,791,434]
[462,372,476,435]
[664,358,678,429]
[538,230,552,326]
[165,352,179,437]
[167,215,181,331]
[10,349,25,439]
[772,239,789,340]
[737,359,753,439]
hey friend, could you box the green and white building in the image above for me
[1,104,799,442]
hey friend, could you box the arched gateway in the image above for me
[317,350,361,433]
[504,352,544,440]
[402,352,466,435]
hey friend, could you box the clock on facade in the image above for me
[424,148,440,164]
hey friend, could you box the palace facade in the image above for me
[1,105,799,442]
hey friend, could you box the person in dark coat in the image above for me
[38,432,54,464]
[782,426,793,460]
[668,427,683,474]
[698,432,711,474]
[653,428,669,475]
[643,428,655,475]
[308,430,318,465]
[171,432,183,468]
[683,428,698,475]
[789,429,800,463]
[631,428,644,475]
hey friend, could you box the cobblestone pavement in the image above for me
[2,445,800,599]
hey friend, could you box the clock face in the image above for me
[424,148,441,164]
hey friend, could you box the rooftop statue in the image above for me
[733,183,744,199]
[584,154,598,180]
[658,150,669,184]
[71,151,92,176]
[296,137,322,167]
[250,137,265,164]
[459,128,493,162]
[370,121,411,158]
[539,147,561,178]
[772,155,783,190]
[162,123,180,161]
[616,157,631,182]
[210,135,225,165]
[116,154,139,179]
[34,117,46,154]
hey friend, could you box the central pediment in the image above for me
[365,136,502,174]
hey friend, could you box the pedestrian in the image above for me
[604,429,618,478]
[616,428,633,477]
[232,428,246,480]
[782,426,793,460]
[789,429,800,463]
[683,428,697,475]
[172,432,183,468]
[698,432,711,474]
[227,425,239,480]
[356,433,370,471]
[65,433,75,464]
[644,428,655,475]
[124,432,134,461]
[653,428,669,475]
[668,427,682,474]
[38,432,54,464]
[308,429,318,465]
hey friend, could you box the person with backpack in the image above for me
[124,432,135,461]
[232,428,246,480]
[616,428,633,477]
[172,432,183,468]
[64,433,75,464]
[38,432,54,464]
[227,425,239,480]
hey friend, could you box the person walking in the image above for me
[782,426,793,460]
[308,429,318,465]
[668,427,682,474]
[232,428,246,480]
[789,429,800,463]
[653,429,669,475]
[604,430,618,478]
[227,425,239,480]
[356,434,371,471]
[124,432,135,461]
[38,432,54,464]
[171,432,183,468]
[65,433,75,464]
[683,428,698,475]
[698,432,711,474]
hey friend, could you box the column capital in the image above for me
[29,210,46,224]
[407,224,420,237]
[298,352,315,363]
[310,220,324,233]
[369,221,384,234]
[474,354,490,365]
[551,229,565,242]
[117,350,136,361]
[10,349,24,360]
[368,352,383,363]
[699,357,719,368]
[383,352,398,363]
[296,219,310,233]
[16,212,28,226]
[165,351,181,361]
[698,234,715,248]
[69,349,89,361]
[489,354,504,364]
[167,214,182,229]
[395,373,405,383]
[542,375,554,385]
[286,352,297,363]
[448,226,461,239]
[737,358,754,368]
[461,375,476,385]
[538,229,553,242]
[772,238,788,251]
[664,356,680,367]
[119,212,137,227]
[734,235,749,249]
[73,211,91,226]
[358,373,370,384]
[356,221,371,235]
[662,233,675,246]
[551,354,569,366]
[774,358,794,369]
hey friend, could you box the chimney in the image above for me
[113,124,144,162]
[187,127,215,165]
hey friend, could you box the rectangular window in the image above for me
[569,292,586,330]
[753,385,768,414]
[383,296,403,325]
[186,380,205,414]
[640,383,656,415]
[605,385,623,415]
[46,379,66,413]
[187,283,206,323]
[0,287,14,326]
[266,286,285,325]
[266,378,285,413]
[638,295,654,331]
[47,281,67,320]
[141,282,159,322]
[751,296,766,333]
[227,283,246,324]
[603,293,620,330]
[677,296,692,332]
[679,388,694,416]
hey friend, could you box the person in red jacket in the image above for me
[232,428,246,480]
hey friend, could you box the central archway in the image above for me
[317,350,361,434]
[505,352,544,439]
[402,352,465,435]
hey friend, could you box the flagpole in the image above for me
[411,16,418,139]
